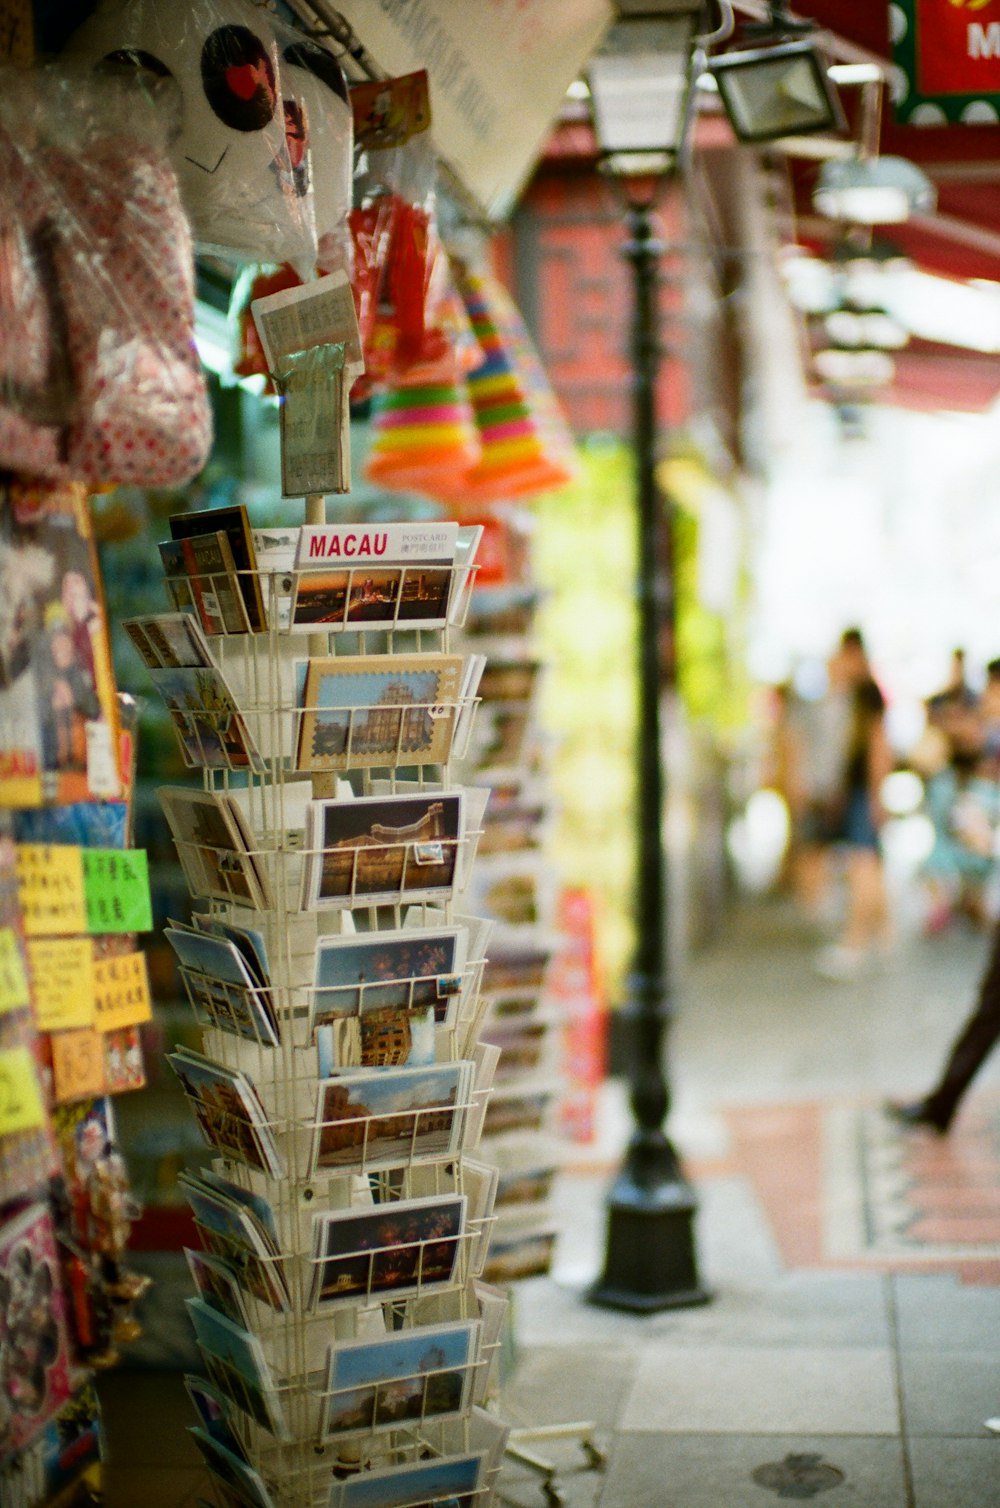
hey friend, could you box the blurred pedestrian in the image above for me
[887,917,1000,1132]
[813,629,894,979]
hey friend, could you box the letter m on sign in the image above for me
[970,21,1000,59]
[915,0,1000,93]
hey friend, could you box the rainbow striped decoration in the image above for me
[456,266,577,502]
[364,373,482,494]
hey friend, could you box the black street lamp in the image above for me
[586,0,709,1313]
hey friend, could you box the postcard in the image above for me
[190,1425,278,1508]
[289,562,454,633]
[158,787,270,910]
[303,792,463,910]
[158,539,196,615]
[170,505,266,633]
[308,1194,466,1310]
[328,1451,483,1508]
[251,526,298,630]
[315,1003,436,1075]
[0,1202,72,1464]
[0,479,121,807]
[310,1062,471,1175]
[296,654,463,772]
[168,1047,284,1179]
[185,1248,252,1329]
[192,914,270,988]
[187,1296,288,1439]
[122,612,214,671]
[180,532,252,638]
[311,927,463,1031]
[321,1320,479,1441]
[165,925,278,1046]
[150,665,265,773]
[295,522,457,569]
[184,1374,246,1458]
[178,1176,288,1313]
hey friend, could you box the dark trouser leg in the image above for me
[924,922,1000,1127]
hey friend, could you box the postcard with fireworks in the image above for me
[158,788,270,910]
[168,1047,284,1179]
[290,564,454,634]
[310,1062,471,1176]
[296,654,463,772]
[308,1194,466,1310]
[303,792,463,910]
[310,926,464,1032]
[321,1320,479,1441]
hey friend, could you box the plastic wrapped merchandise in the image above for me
[65,0,353,272]
[0,67,212,488]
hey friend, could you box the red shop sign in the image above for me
[916,0,1000,97]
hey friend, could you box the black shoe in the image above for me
[884,1099,952,1134]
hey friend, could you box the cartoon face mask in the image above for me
[65,0,351,267]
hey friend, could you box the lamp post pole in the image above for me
[589,186,709,1313]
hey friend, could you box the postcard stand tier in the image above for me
[148,515,509,1508]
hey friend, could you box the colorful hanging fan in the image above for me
[455,266,577,503]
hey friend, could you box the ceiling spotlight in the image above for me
[814,155,936,225]
[709,39,845,144]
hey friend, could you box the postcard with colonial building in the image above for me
[310,1062,471,1175]
[303,792,463,909]
[296,653,463,772]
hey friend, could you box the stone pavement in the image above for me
[499,900,1000,1506]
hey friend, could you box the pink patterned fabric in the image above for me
[0,128,212,486]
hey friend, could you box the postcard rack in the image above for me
[145,512,509,1508]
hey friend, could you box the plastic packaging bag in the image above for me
[64,0,352,272]
[0,66,212,487]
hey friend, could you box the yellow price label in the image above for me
[92,951,151,1033]
[49,1027,107,1105]
[0,1045,47,1136]
[15,845,87,936]
[0,927,30,1015]
[27,938,95,1031]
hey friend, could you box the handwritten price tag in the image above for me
[15,846,87,936]
[27,938,95,1031]
[82,849,153,934]
[0,1045,47,1135]
[49,1028,107,1105]
[0,927,30,1016]
[92,951,151,1032]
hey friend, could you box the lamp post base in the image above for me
[588,1155,710,1313]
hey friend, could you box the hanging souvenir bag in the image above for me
[0,68,212,488]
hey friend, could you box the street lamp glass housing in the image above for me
[710,39,845,144]
[588,11,700,176]
[814,155,937,225]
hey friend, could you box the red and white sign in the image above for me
[916,0,1000,97]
